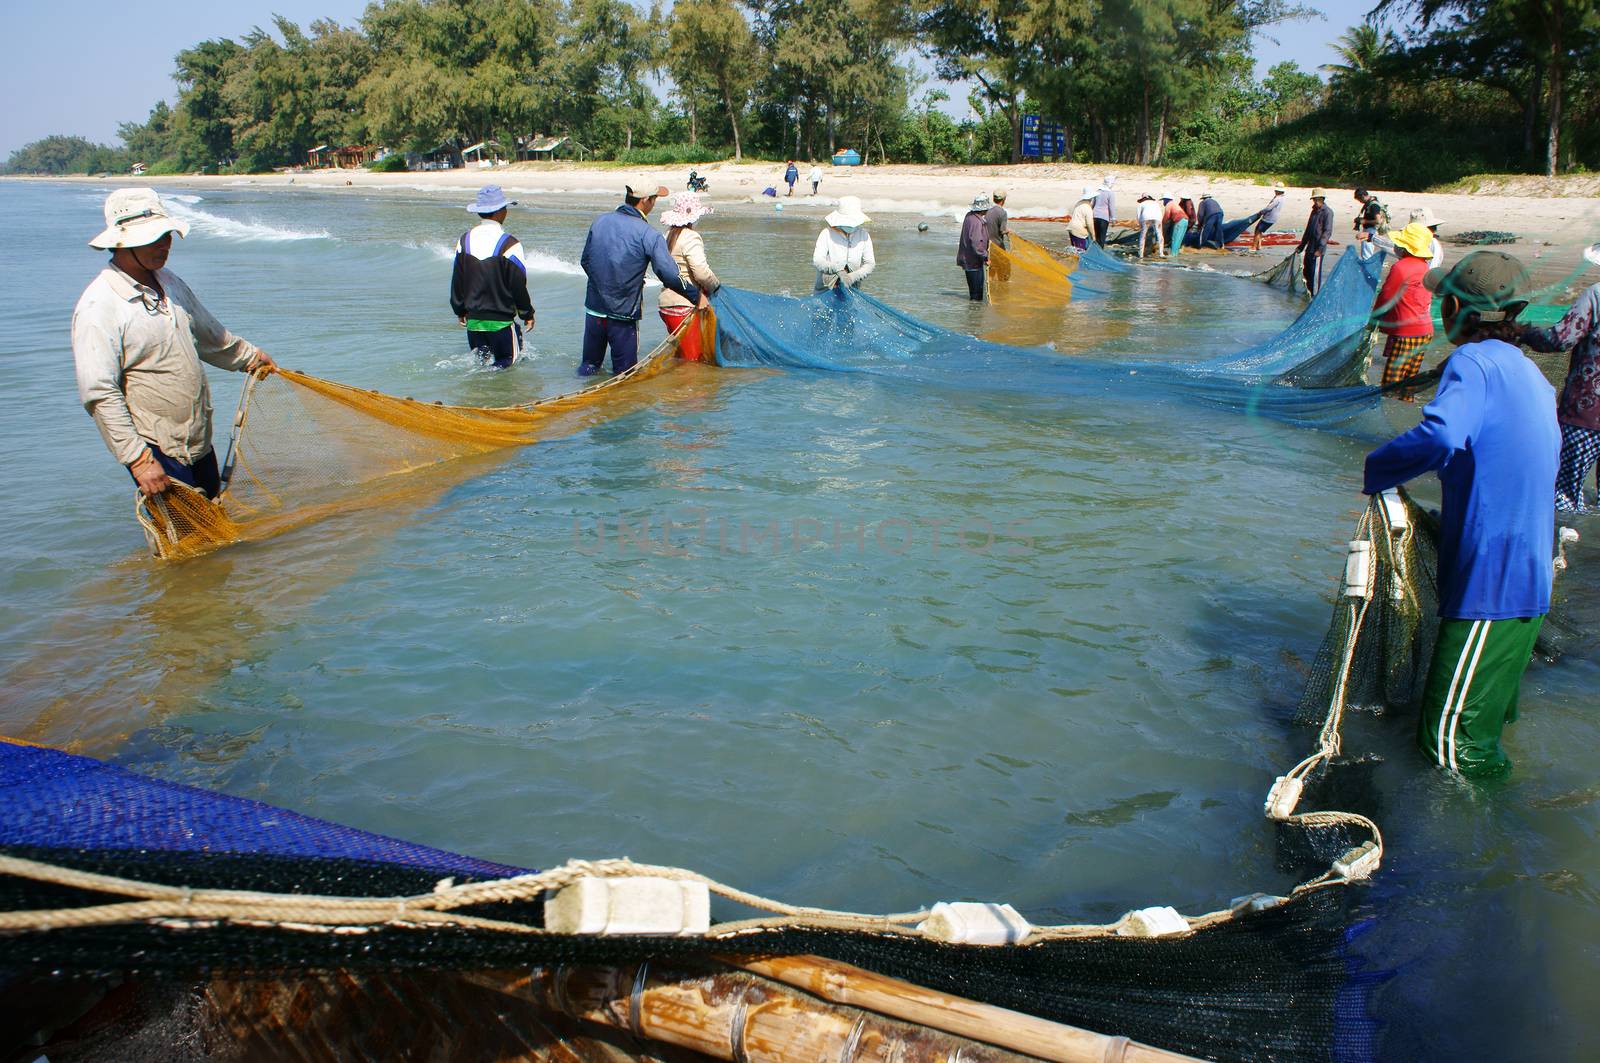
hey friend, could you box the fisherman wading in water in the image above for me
[1363,252,1558,778]
[72,188,276,500]
[450,185,536,369]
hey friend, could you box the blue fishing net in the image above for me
[1188,249,1384,382]
[1075,239,1134,274]
[0,740,522,878]
[710,246,1392,432]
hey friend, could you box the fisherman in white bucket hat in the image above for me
[451,185,535,368]
[72,188,276,504]
[1068,185,1097,250]
[814,196,876,291]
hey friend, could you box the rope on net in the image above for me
[1,500,1401,947]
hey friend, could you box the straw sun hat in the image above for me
[88,188,190,249]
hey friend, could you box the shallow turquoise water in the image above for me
[3,180,1598,1059]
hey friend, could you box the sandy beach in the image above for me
[18,159,1600,288]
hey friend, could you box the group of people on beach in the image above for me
[66,179,1600,779]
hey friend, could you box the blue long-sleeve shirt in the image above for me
[580,204,696,321]
[1363,338,1559,620]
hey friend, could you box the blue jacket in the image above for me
[580,205,696,321]
[1364,338,1559,620]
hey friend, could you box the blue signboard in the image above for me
[1020,115,1067,159]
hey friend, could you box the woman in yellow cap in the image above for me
[1372,222,1437,396]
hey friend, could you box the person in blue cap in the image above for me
[450,186,535,368]
[578,177,705,376]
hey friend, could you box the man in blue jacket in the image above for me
[1363,251,1558,778]
[578,178,706,376]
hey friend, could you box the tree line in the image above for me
[6,0,1596,189]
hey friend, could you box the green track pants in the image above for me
[1417,616,1543,779]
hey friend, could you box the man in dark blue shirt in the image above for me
[1363,251,1558,778]
[578,178,705,376]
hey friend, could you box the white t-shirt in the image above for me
[1137,200,1163,224]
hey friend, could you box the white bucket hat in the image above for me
[970,194,992,212]
[660,191,713,228]
[1409,206,1442,228]
[1272,182,1287,193]
[89,188,190,249]
[826,196,870,228]
[1079,184,1098,201]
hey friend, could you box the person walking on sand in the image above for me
[1252,183,1287,252]
[1296,190,1335,295]
[784,160,799,197]
[1364,251,1556,779]
[1354,187,1385,242]
[657,191,721,363]
[1091,176,1116,247]
[72,188,277,501]
[450,185,536,369]
[808,162,823,196]
[813,196,876,291]
[1135,194,1165,258]
[579,177,706,377]
[1372,222,1437,397]
[1522,244,1600,512]
[957,194,992,301]
[1068,185,1096,251]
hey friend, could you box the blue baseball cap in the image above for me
[468,186,516,213]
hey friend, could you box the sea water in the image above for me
[1,180,1597,1060]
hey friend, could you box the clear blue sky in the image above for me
[0,0,1387,158]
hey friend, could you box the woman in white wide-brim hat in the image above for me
[813,196,875,291]
[657,192,720,362]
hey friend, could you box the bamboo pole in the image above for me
[727,954,1201,1063]
[468,961,1034,1062]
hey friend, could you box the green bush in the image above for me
[366,153,409,173]
[1164,107,1526,191]
[612,143,730,165]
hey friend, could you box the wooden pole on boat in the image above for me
[470,961,1033,1062]
[727,954,1199,1063]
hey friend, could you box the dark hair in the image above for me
[477,211,500,219]
[625,194,644,207]
[1355,187,1369,198]
[1442,294,1528,343]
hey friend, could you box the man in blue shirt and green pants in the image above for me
[1364,251,1559,778]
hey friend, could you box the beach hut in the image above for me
[462,140,503,168]
[518,134,570,161]
[306,144,332,168]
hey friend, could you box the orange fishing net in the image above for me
[135,312,716,561]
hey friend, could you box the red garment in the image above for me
[1162,202,1185,226]
[1374,254,1433,337]
[660,306,704,361]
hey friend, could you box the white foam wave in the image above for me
[407,238,589,278]
[168,202,330,242]
[168,194,204,204]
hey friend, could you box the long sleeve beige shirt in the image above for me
[71,266,259,467]
[1068,200,1095,240]
[658,228,720,310]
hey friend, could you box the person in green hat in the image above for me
[1363,251,1559,778]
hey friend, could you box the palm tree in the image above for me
[1320,22,1402,110]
